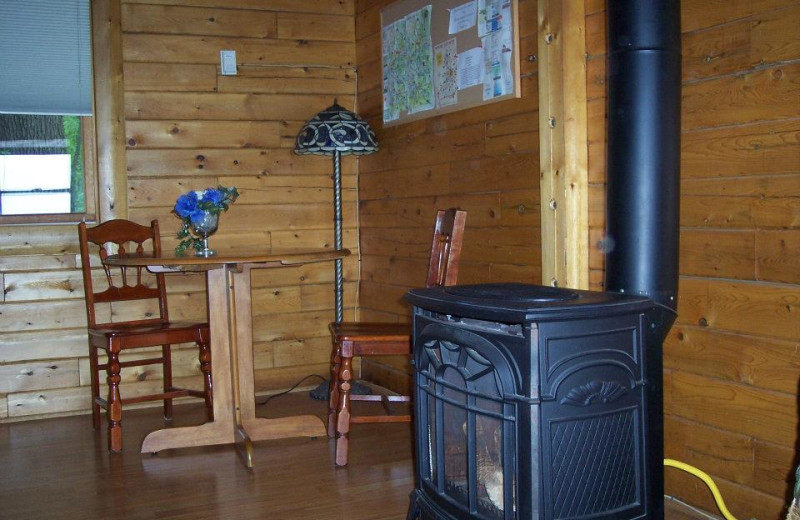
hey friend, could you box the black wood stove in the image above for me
[405,1,681,518]
[406,284,665,520]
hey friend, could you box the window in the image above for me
[0,0,95,223]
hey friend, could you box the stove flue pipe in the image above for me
[604,3,681,518]
[604,0,681,332]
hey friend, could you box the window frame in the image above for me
[0,0,98,226]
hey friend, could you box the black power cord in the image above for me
[256,374,326,406]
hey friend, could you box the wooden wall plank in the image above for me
[0,361,80,394]
[123,0,355,16]
[125,148,355,177]
[756,229,800,283]
[121,3,277,37]
[677,277,799,341]
[682,62,799,130]
[682,0,798,33]
[125,92,352,121]
[682,174,800,197]
[683,4,800,81]
[681,194,798,229]
[679,229,755,279]
[665,325,800,394]
[123,34,354,66]
[682,119,799,179]
[664,370,796,447]
[0,254,76,272]
[276,12,354,42]
[123,62,217,92]
[217,66,355,95]
[126,121,281,149]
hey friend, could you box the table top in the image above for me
[104,247,350,269]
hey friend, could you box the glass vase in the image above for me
[191,211,219,257]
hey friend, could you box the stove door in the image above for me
[414,318,523,520]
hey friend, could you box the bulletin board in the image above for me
[380,0,520,127]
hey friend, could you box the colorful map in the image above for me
[382,5,435,122]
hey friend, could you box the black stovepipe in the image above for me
[605,1,682,518]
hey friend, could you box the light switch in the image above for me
[220,50,237,76]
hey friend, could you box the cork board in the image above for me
[380,0,520,127]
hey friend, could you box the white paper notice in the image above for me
[477,0,512,37]
[457,47,483,89]
[482,27,514,100]
[448,1,477,34]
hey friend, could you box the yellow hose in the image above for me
[664,458,739,520]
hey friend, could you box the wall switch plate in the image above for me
[220,50,237,75]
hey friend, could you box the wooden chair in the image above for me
[328,208,467,466]
[78,219,213,452]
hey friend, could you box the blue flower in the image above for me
[188,208,207,224]
[174,192,199,218]
[201,189,225,205]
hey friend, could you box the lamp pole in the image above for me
[333,150,343,323]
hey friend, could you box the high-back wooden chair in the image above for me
[78,219,213,452]
[328,208,467,466]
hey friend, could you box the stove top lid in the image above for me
[407,283,654,322]
[444,283,579,303]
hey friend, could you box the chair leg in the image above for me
[162,344,174,421]
[198,336,213,422]
[89,345,101,430]
[334,350,354,467]
[327,341,342,438]
[106,347,123,452]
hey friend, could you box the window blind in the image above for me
[0,0,93,116]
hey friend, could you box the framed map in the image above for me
[381,0,520,127]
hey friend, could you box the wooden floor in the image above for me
[0,393,714,520]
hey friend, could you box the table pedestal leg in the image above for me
[141,268,238,455]
[140,264,326,464]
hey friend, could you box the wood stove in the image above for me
[406,283,662,520]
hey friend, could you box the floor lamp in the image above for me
[294,100,378,323]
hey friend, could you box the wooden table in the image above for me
[104,248,349,468]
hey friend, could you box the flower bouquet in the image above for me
[173,185,239,256]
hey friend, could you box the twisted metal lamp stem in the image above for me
[333,151,343,323]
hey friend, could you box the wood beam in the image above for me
[537,0,589,289]
[91,0,128,221]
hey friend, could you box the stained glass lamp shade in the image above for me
[295,101,378,322]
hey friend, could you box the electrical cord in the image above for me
[256,374,326,406]
[664,459,739,520]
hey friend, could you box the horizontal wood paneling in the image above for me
[587,1,800,515]
[0,0,357,423]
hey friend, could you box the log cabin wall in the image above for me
[354,0,542,393]
[0,0,359,421]
[586,0,800,517]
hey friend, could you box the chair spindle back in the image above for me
[78,219,169,328]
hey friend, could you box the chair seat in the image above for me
[89,321,209,349]
[329,322,411,356]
